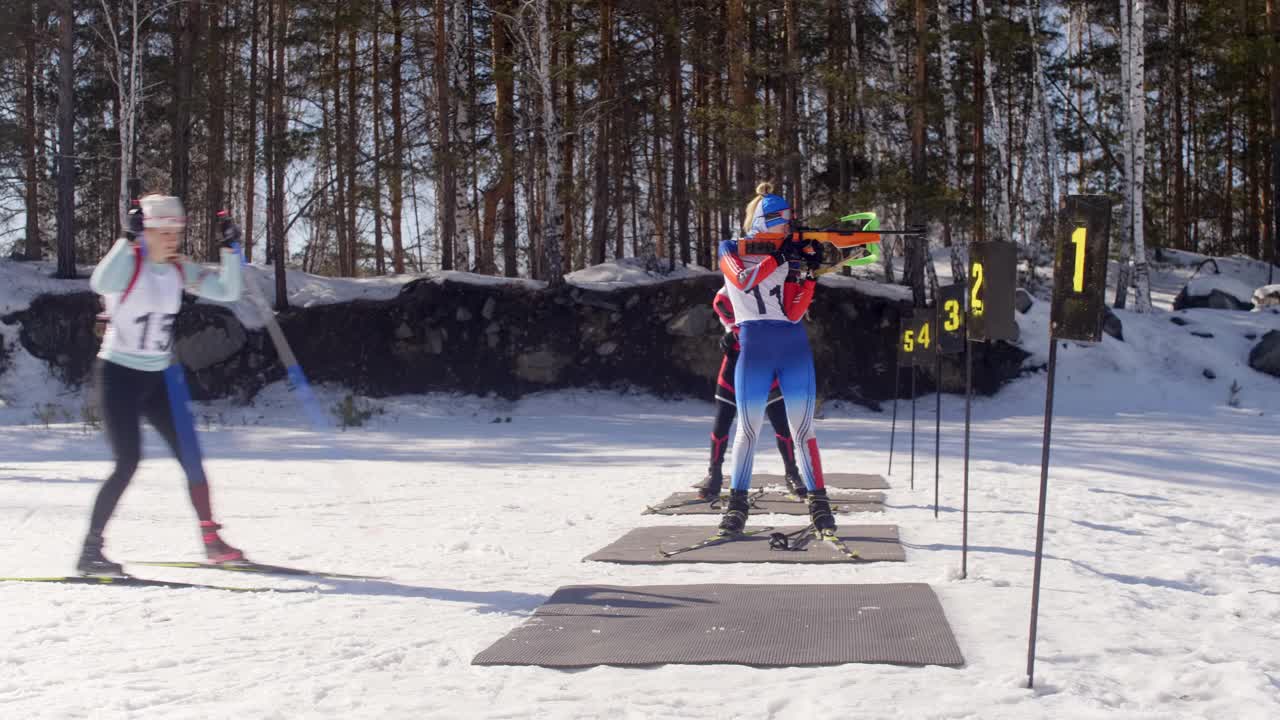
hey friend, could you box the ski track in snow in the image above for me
[0,387,1277,719]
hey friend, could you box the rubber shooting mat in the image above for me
[584,524,905,564]
[472,583,963,668]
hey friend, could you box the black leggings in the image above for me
[88,360,212,535]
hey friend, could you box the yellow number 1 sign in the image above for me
[1071,227,1087,293]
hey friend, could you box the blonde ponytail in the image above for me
[741,182,775,235]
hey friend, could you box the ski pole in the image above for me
[219,211,328,430]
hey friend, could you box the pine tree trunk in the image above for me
[493,0,517,276]
[1225,96,1235,252]
[1271,0,1280,271]
[55,0,75,278]
[590,0,612,266]
[22,0,41,260]
[651,36,667,267]
[171,2,202,254]
[783,0,801,217]
[372,8,386,276]
[264,0,276,267]
[435,0,455,270]
[1171,0,1185,250]
[906,0,928,305]
[1248,110,1260,258]
[972,0,986,246]
[206,2,228,261]
[668,1,690,266]
[696,11,711,268]
[390,0,405,273]
[271,0,289,307]
[346,19,360,276]
[243,0,260,262]
[613,94,627,259]
[728,0,752,195]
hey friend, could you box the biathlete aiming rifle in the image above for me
[737,211,924,275]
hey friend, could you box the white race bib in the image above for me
[100,263,184,358]
[723,257,795,324]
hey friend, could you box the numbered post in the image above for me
[937,285,966,355]
[889,313,915,476]
[968,241,1018,343]
[1050,196,1113,343]
[909,309,933,489]
[960,243,1016,578]
[1026,195,1112,689]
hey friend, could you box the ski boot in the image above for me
[694,467,724,501]
[201,521,247,564]
[783,467,808,499]
[77,532,124,576]
[807,490,837,535]
[717,489,752,535]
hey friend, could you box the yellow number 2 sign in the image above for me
[970,262,985,317]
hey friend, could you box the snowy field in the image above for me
[1,376,1278,719]
[2,253,1279,718]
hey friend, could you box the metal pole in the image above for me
[888,359,900,476]
[910,366,917,490]
[934,345,942,518]
[962,338,972,579]
[1026,339,1060,688]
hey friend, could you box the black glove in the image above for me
[802,242,823,271]
[125,207,144,241]
[719,331,738,354]
[217,211,242,250]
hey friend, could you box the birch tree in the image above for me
[535,0,563,284]
[937,0,965,283]
[977,0,1012,242]
[93,0,151,231]
[1115,0,1152,311]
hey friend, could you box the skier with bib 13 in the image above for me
[715,182,836,538]
[77,194,247,576]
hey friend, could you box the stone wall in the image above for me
[1,275,1029,407]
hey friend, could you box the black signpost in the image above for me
[934,284,965,518]
[889,313,914,476]
[904,310,934,490]
[962,241,1017,579]
[1026,195,1112,689]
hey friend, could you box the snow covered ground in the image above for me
[1,375,1278,719]
[2,253,1279,718]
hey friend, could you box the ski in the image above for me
[129,560,384,581]
[657,526,776,558]
[0,574,312,593]
[643,488,765,515]
[815,530,866,562]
